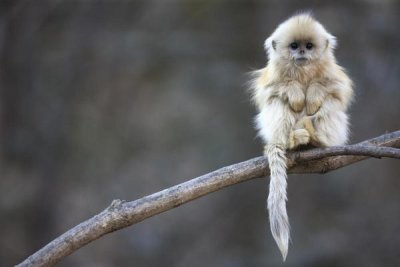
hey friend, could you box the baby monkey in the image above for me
[251,13,353,260]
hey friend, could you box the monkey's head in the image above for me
[265,13,337,67]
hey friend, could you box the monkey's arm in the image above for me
[252,67,305,112]
[278,81,305,112]
[313,76,353,118]
[306,64,354,115]
[301,75,353,147]
[305,81,328,115]
[256,81,305,112]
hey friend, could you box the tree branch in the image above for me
[17,131,400,267]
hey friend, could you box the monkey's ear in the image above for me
[272,40,277,50]
[264,37,276,52]
[326,33,337,49]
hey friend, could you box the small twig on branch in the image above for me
[17,131,400,267]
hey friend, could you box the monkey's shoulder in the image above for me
[252,65,284,89]
[325,63,353,85]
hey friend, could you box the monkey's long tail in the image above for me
[265,144,290,261]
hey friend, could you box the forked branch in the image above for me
[17,131,400,267]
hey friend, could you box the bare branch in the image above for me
[17,131,400,267]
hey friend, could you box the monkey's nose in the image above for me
[299,50,305,54]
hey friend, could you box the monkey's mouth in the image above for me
[295,57,309,65]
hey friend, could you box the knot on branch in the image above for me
[108,199,126,211]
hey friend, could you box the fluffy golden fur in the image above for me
[250,13,354,260]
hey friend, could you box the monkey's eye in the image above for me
[290,42,298,50]
[306,42,313,50]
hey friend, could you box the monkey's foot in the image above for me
[299,117,316,137]
[311,133,330,147]
[289,129,310,149]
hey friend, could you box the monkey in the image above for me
[250,13,354,261]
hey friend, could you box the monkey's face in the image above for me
[269,36,327,67]
[288,40,316,66]
[266,14,336,68]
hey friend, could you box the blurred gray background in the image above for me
[1,0,399,266]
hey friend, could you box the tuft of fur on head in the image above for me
[264,13,337,67]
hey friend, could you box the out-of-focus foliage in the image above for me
[1,1,399,266]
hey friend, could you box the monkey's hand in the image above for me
[285,82,305,112]
[306,83,327,115]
